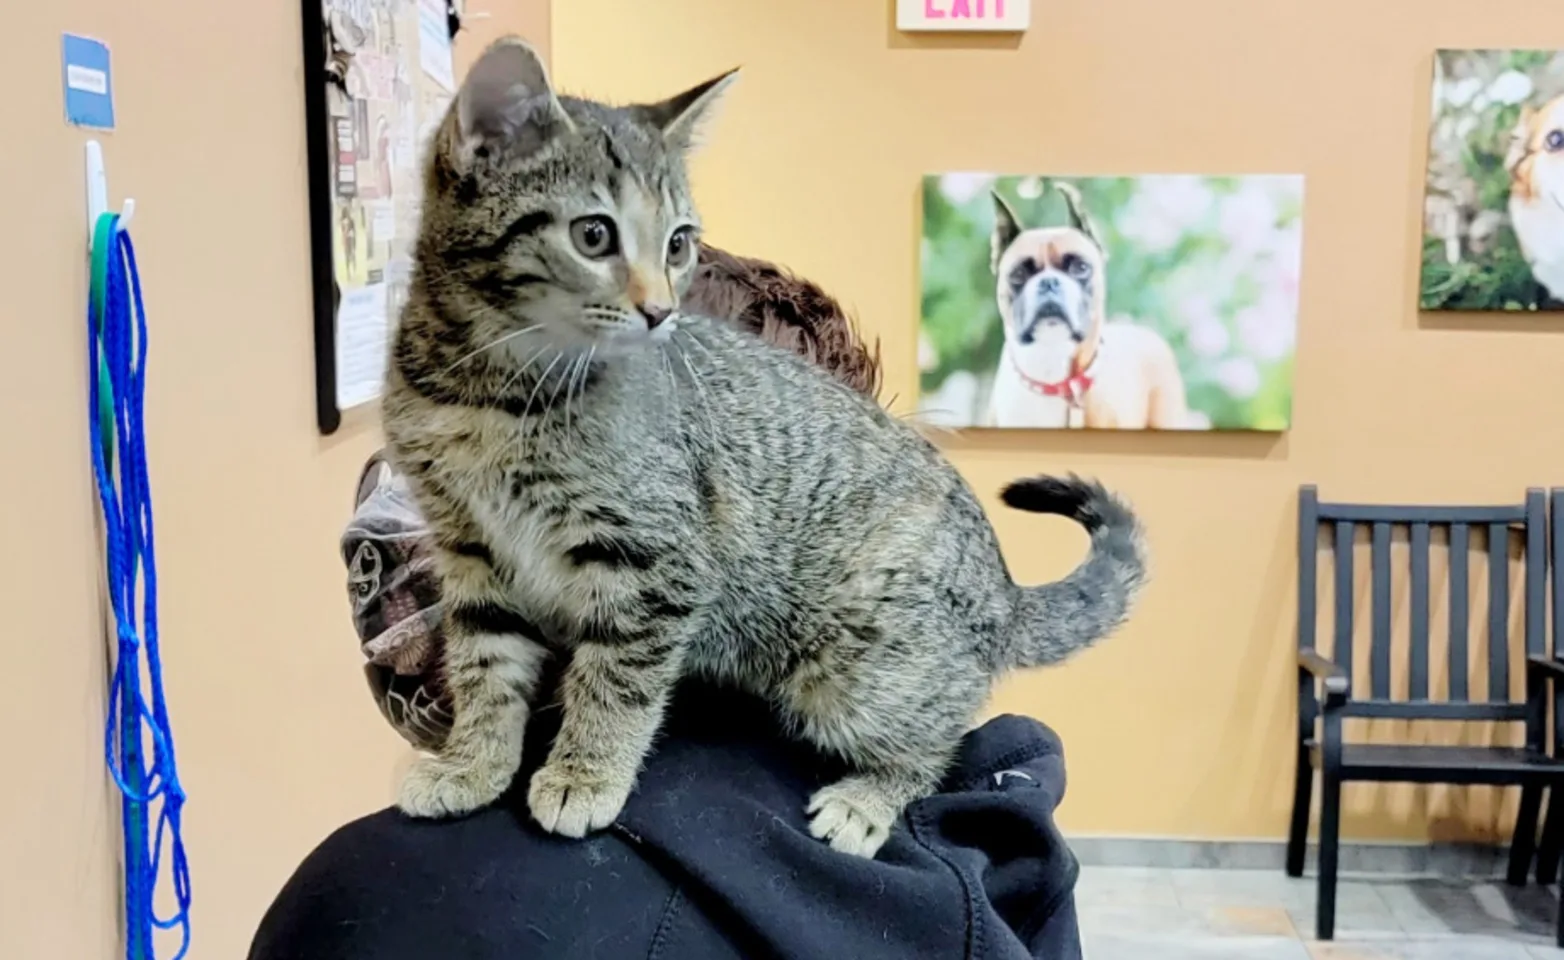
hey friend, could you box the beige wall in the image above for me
[1,2,547,957]
[553,0,1564,844]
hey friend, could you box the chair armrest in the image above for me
[1526,655,1564,685]
[1299,650,1349,704]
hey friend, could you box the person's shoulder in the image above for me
[248,804,673,960]
[908,714,1080,957]
[247,807,482,951]
[944,714,1066,794]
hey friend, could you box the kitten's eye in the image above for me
[1065,256,1092,281]
[570,216,619,259]
[1547,130,1564,152]
[667,227,696,269]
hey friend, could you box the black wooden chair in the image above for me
[1285,486,1564,945]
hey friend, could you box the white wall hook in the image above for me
[86,140,106,252]
[85,140,135,254]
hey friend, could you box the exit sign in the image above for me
[896,0,1030,31]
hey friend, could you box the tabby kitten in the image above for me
[382,37,1147,858]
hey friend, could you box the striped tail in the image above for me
[998,474,1148,668]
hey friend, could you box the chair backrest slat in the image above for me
[1346,701,1526,722]
[1554,490,1564,652]
[1553,490,1564,657]
[1316,503,1525,524]
[1299,487,1544,718]
[1555,491,1564,654]
[1333,520,1355,683]
[1487,522,1510,702]
[1448,522,1470,701]
[1528,491,1546,657]
[1370,522,1392,701]
[1298,486,1319,661]
[1409,521,1431,700]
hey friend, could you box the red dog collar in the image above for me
[1011,349,1099,407]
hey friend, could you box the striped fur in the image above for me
[382,37,1148,858]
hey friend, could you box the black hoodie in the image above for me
[248,685,1083,959]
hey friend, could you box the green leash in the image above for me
[91,213,117,471]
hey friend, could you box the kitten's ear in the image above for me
[991,191,1023,274]
[641,68,741,152]
[456,37,572,161]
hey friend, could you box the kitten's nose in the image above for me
[637,303,673,329]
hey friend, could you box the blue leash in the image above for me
[89,212,192,960]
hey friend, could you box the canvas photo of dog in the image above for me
[1421,50,1564,311]
[919,174,1304,431]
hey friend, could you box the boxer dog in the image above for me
[987,183,1191,429]
[1507,93,1564,304]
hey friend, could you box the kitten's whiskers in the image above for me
[519,351,565,438]
[563,350,588,450]
[675,343,719,450]
[581,308,633,331]
[658,345,678,415]
[560,354,580,448]
[494,343,556,404]
[678,328,716,364]
[565,346,598,455]
[440,324,542,376]
[897,409,959,438]
[545,349,578,428]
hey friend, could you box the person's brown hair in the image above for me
[686,244,882,399]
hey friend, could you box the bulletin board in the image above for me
[300,0,462,435]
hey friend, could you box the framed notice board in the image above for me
[300,0,463,434]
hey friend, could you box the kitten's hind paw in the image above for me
[807,777,899,859]
[397,754,511,819]
[527,763,633,838]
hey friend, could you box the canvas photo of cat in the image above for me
[1420,50,1564,311]
[918,174,1304,431]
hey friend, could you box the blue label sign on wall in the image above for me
[62,34,115,130]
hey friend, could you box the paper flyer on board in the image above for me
[336,284,390,409]
[322,0,454,412]
[417,0,456,92]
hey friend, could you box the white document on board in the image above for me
[417,0,457,92]
[336,283,390,410]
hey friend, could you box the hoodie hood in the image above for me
[249,684,1081,960]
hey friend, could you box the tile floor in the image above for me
[1078,866,1564,959]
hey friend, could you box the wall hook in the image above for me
[85,140,135,253]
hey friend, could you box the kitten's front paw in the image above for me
[397,755,511,819]
[807,778,899,859]
[527,762,633,838]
